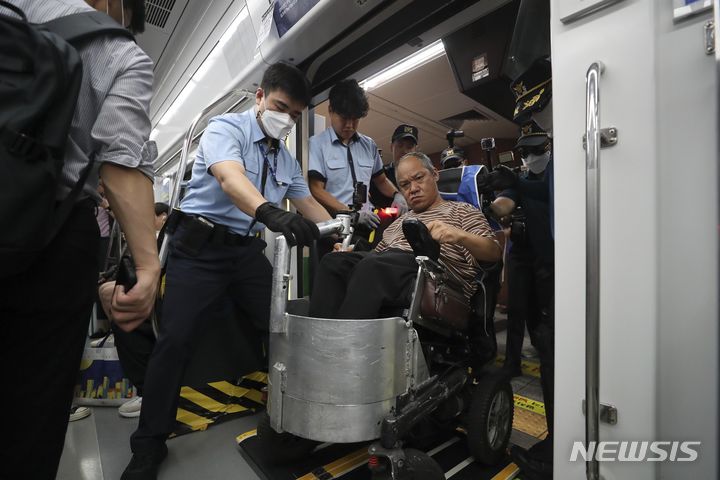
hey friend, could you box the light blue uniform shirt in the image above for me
[308,128,383,206]
[181,108,310,235]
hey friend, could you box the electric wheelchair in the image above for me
[256,213,513,479]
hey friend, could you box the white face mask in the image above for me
[522,150,551,174]
[106,0,126,27]
[258,105,295,140]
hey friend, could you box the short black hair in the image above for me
[260,62,312,107]
[154,202,170,216]
[329,79,369,119]
[126,0,146,35]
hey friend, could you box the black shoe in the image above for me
[510,442,552,480]
[121,445,168,480]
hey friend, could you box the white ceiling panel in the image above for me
[314,53,519,162]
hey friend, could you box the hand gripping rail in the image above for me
[269,214,353,334]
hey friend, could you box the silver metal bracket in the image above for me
[705,20,715,55]
[583,127,618,150]
[268,362,287,432]
[582,400,618,425]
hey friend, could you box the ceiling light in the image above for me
[155,7,250,127]
[359,39,446,91]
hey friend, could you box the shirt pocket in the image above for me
[355,149,376,183]
[326,152,347,171]
[325,152,348,188]
[264,169,292,205]
[242,150,262,188]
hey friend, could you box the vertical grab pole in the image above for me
[585,62,603,480]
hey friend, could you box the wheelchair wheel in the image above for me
[465,374,514,465]
[404,449,444,479]
[256,413,319,464]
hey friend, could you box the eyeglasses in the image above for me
[518,145,548,158]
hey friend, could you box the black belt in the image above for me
[175,211,256,247]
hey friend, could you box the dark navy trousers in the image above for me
[1,201,99,480]
[130,227,271,454]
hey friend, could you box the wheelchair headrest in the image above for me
[402,218,440,262]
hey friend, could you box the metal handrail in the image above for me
[157,89,252,267]
[150,89,252,338]
[269,215,353,335]
[585,61,603,480]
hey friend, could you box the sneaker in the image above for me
[121,444,168,480]
[89,329,108,339]
[90,333,114,348]
[119,396,142,418]
[69,405,91,422]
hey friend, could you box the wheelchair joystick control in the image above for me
[401,218,440,262]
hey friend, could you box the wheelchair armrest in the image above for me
[415,256,443,275]
[416,256,465,292]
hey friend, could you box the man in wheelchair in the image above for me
[308,151,502,321]
[263,153,511,475]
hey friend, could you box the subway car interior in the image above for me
[2,0,717,480]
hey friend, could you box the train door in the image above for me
[551,1,718,479]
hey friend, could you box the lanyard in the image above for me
[260,143,280,193]
[247,143,278,236]
[345,143,357,184]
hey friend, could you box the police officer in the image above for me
[308,79,407,237]
[121,62,331,480]
[439,146,467,169]
[480,57,554,480]
[369,124,419,207]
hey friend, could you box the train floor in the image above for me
[57,313,547,480]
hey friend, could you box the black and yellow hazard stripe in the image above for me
[296,447,369,480]
[232,369,547,479]
[172,371,267,437]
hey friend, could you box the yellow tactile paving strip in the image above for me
[494,355,541,378]
[512,405,548,440]
[491,462,520,480]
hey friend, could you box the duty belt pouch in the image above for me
[164,208,182,234]
[420,273,470,331]
[174,216,213,257]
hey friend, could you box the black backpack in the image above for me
[0,1,134,279]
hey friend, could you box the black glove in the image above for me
[477,165,518,193]
[254,202,320,247]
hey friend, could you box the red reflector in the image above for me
[377,207,399,219]
[368,455,379,467]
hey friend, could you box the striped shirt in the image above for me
[375,201,497,300]
[7,0,156,202]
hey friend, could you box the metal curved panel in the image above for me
[280,395,394,443]
[271,314,411,405]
